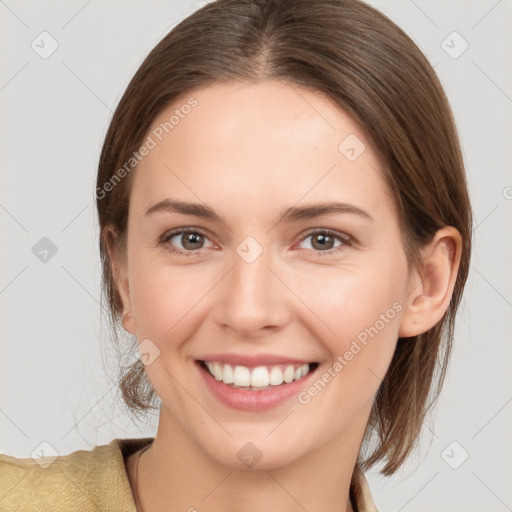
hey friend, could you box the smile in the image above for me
[196,359,319,411]
[201,361,316,390]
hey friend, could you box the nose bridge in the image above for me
[232,235,275,307]
[216,235,288,334]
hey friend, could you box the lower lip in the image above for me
[196,361,317,412]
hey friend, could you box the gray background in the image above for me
[1,0,511,510]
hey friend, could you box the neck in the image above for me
[133,405,369,512]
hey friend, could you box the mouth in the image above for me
[197,360,320,391]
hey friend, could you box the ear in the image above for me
[399,226,462,338]
[104,225,137,335]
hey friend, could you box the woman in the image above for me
[0,0,472,510]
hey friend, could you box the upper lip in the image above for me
[197,353,316,368]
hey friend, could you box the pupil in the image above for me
[183,233,202,249]
[313,233,333,250]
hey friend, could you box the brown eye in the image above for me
[298,229,350,253]
[179,232,204,250]
[310,232,336,250]
[161,228,214,255]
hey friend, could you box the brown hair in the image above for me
[96,0,472,475]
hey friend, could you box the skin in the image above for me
[109,80,462,512]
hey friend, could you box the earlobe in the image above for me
[399,227,462,338]
[122,310,137,334]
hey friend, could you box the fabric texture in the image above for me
[0,438,378,511]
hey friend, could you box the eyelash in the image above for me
[159,227,352,257]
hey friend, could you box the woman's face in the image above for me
[118,80,416,469]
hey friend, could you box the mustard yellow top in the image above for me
[0,438,378,511]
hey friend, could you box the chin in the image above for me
[199,435,310,472]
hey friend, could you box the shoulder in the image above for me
[0,437,153,512]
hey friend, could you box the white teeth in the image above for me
[269,366,284,385]
[250,366,269,387]
[223,363,234,384]
[283,365,294,383]
[213,362,223,381]
[233,365,251,386]
[203,361,312,389]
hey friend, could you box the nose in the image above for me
[213,243,291,338]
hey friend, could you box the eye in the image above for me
[160,228,215,256]
[159,227,352,257]
[297,229,351,254]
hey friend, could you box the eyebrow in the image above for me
[144,199,373,223]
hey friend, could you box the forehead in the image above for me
[130,80,395,223]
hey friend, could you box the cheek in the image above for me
[300,257,405,336]
[293,278,402,425]
[128,254,216,343]
[298,258,405,384]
